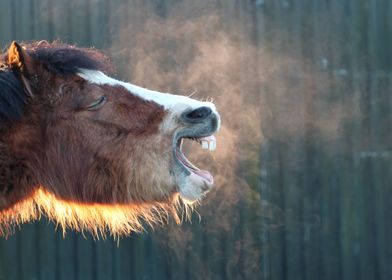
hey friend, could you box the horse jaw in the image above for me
[174,170,212,203]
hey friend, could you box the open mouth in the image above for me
[175,134,217,184]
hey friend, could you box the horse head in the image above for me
[0,41,220,236]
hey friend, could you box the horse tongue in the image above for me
[175,147,213,183]
[193,169,213,183]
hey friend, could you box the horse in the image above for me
[0,41,220,237]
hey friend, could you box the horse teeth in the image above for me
[209,141,216,151]
[198,136,217,151]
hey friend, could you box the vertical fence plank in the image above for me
[76,235,94,280]
[19,224,39,280]
[0,234,19,280]
[38,221,56,280]
[286,1,306,280]
[95,238,115,280]
[0,1,13,47]
[365,2,383,280]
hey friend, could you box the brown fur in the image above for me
[0,41,185,237]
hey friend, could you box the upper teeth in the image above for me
[200,136,216,151]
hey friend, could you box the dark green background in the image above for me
[0,0,391,279]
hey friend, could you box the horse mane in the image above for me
[1,41,113,75]
[0,69,27,128]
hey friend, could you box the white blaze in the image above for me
[77,69,218,114]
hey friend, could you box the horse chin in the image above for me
[174,168,214,204]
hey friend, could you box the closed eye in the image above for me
[86,95,107,111]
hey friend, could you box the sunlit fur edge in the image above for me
[0,188,195,239]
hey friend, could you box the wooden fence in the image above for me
[0,0,391,279]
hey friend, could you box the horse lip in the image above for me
[172,117,219,176]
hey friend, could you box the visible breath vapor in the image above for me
[107,1,360,276]
[108,9,264,273]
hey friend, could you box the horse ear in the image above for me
[7,41,35,97]
[7,41,35,73]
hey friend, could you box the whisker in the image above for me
[187,88,198,98]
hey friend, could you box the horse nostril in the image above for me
[185,107,212,121]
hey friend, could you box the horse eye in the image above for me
[86,96,107,111]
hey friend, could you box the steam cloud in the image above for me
[107,1,360,277]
